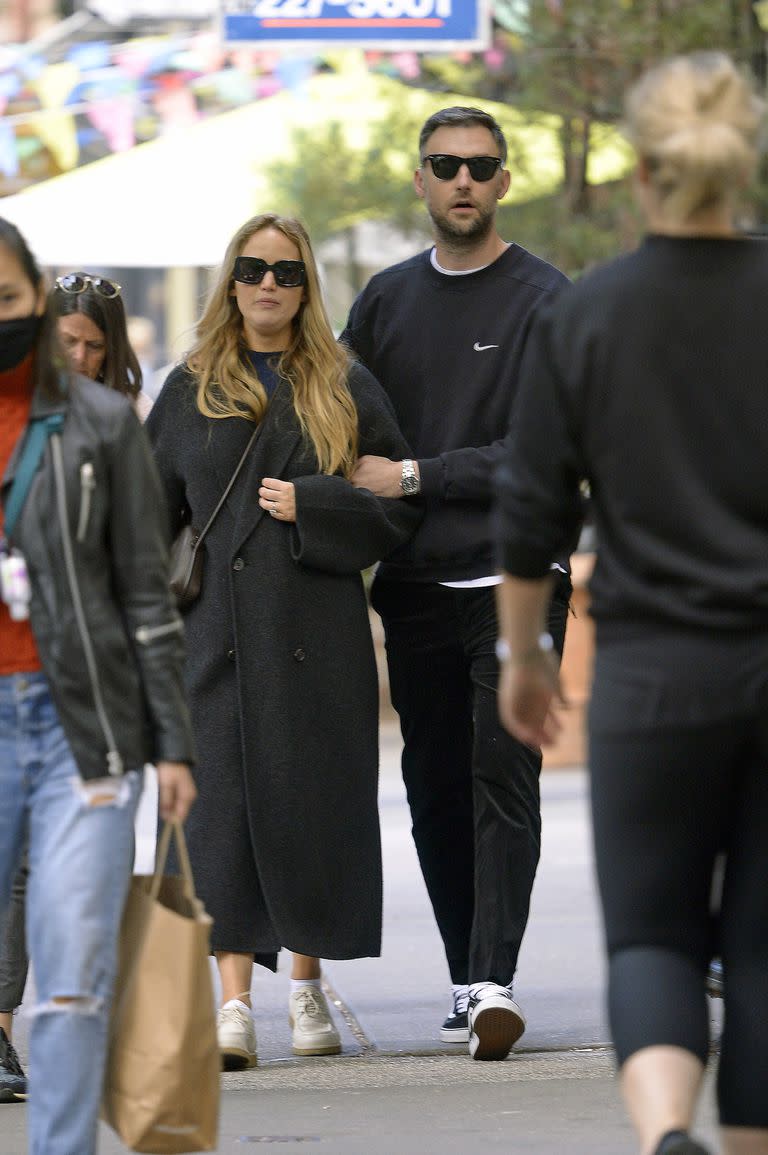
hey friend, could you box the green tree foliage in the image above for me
[265,113,425,294]
[518,0,761,209]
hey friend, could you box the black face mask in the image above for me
[0,313,41,374]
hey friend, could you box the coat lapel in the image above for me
[206,413,254,515]
[230,385,302,554]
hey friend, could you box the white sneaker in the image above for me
[289,986,342,1056]
[217,1000,257,1070]
[467,982,525,1061]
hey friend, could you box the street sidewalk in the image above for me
[2,725,722,1154]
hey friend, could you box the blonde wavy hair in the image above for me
[624,52,764,225]
[187,213,358,477]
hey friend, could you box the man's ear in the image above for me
[414,166,426,201]
[497,168,511,200]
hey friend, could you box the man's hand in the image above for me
[156,761,197,823]
[352,455,409,498]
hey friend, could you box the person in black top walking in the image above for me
[342,106,572,1060]
[496,54,768,1155]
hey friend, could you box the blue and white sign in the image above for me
[221,1,490,50]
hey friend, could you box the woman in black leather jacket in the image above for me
[0,216,196,1154]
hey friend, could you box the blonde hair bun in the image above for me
[625,52,764,223]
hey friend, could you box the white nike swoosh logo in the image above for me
[473,342,499,351]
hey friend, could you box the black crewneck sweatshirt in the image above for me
[498,234,768,635]
[342,244,569,582]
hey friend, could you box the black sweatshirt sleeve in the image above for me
[496,299,584,577]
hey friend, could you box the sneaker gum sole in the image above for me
[220,1048,257,1071]
[292,1041,342,1056]
[470,1005,525,1061]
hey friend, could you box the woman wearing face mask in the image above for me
[0,216,197,1154]
[0,269,157,1101]
[147,213,420,1067]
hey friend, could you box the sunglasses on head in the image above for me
[233,256,307,288]
[423,154,503,182]
[55,273,122,299]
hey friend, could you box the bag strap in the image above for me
[194,424,261,549]
[152,819,196,901]
[4,414,65,540]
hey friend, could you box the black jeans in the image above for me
[371,576,570,988]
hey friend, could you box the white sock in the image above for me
[290,977,321,995]
[221,997,251,1013]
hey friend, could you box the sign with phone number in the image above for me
[221,1,489,49]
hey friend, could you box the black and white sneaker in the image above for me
[440,987,469,1043]
[654,1130,711,1155]
[0,1028,27,1103]
[468,982,525,1061]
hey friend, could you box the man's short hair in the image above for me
[418,106,508,165]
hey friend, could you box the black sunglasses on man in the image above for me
[422,154,503,182]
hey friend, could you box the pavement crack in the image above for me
[321,975,377,1056]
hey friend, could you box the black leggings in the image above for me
[590,717,768,1127]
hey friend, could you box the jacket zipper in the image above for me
[135,619,183,645]
[51,434,124,776]
[76,461,95,543]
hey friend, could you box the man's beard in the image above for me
[429,202,495,247]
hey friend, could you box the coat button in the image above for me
[232,557,245,572]
[293,647,306,662]
[227,649,236,662]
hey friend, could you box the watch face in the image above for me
[401,474,419,496]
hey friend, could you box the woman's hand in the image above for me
[259,478,296,522]
[497,652,565,750]
[156,761,197,823]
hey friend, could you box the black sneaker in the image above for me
[440,989,469,1043]
[468,982,525,1061]
[654,1130,711,1155]
[0,1028,27,1103]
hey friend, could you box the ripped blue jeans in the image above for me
[0,672,141,1155]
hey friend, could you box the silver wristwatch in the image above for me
[400,459,420,496]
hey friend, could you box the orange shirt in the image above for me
[0,354,42,675]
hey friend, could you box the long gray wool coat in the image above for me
[146,362,420,965]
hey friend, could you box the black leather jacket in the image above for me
[1,372,195,780]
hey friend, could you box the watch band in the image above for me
[401,459,420,496]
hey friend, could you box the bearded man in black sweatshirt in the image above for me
[342,106,573,1061]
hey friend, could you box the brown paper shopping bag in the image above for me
[102,820,220,1153]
